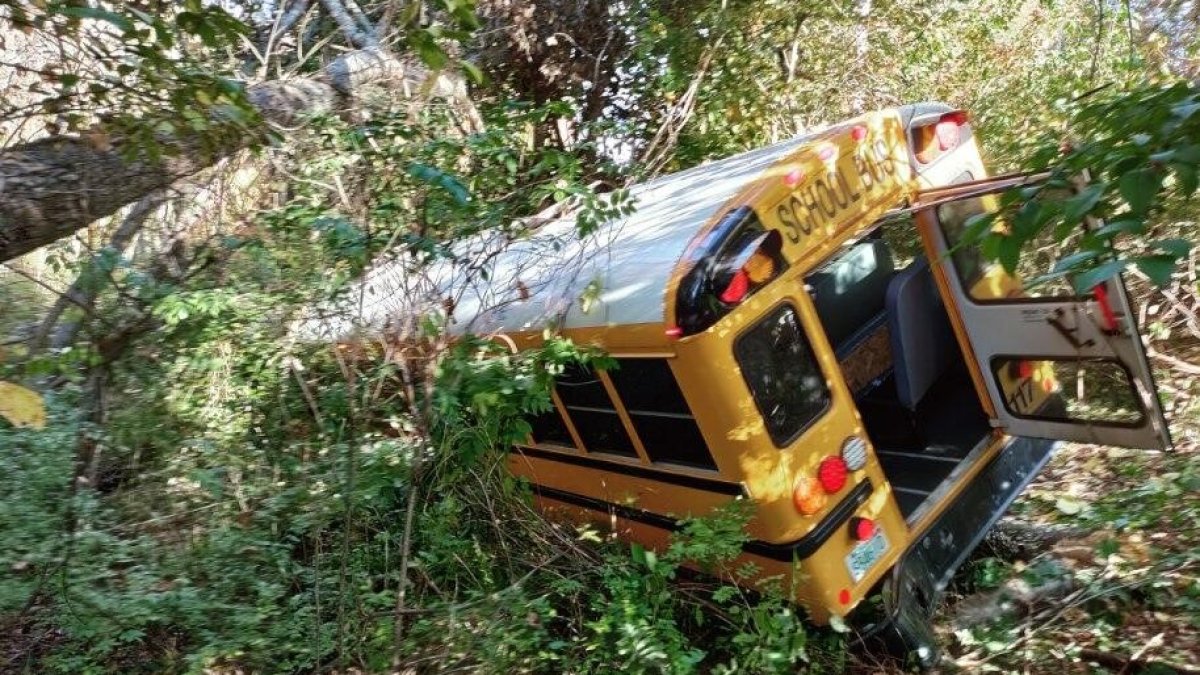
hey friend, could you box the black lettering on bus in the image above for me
[799,186,823,227]
[875,139,896,175]
[789,195,814,235]
[854,154,874,190]
[835,168,861,206]
[777,203,801,243]
[828,168,852,209]
[869,151,886,184]
[815,178,837,217]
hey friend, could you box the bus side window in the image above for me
[528,404,576,449]
[608,359,716,470]
[735,305,831,446]
[553,363,639,457]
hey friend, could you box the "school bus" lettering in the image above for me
[775,138,898,246]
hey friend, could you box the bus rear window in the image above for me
[735,305,831,446]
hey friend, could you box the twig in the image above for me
[1146,345,1200,375]
[29,192,166,350]
[290,359,324,428]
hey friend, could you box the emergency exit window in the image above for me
[736,304,832,446]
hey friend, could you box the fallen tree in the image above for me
[0,47,465,263]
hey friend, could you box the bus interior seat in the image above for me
[811,238,990,459]
[885,257,958,410]
[869,256,991,512]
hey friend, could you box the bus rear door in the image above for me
[914,177,1172,450]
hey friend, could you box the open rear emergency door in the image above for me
[913,175,1172,450]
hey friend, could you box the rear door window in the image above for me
[735,304,831,446]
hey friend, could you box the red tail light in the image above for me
[817,456,848,493]
[849,517,876,542]
[936,111,968,151]
[941,110,969,126]
[719,269,750,303]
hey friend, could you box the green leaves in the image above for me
[1118,168,1161,216]
[56,6,134,33]
[966,83,1200,293]
[407,163,471,205]
[1134,255,1176,286]
[1070,259,1127,294]
[1062,183,1105,224]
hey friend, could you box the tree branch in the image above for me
[320,0,379,48]
[0,48,427,263]
[29,192,166,350]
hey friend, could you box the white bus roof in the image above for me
[305,132,824,341]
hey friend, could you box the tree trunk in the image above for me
[0,48,434,263]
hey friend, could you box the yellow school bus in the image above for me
[331,102,1172,663]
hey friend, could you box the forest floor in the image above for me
[911,432,1200,673]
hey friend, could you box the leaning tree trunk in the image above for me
[0,48,450,263]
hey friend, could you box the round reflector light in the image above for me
[849,516,876,542]
[840,436,868,471]
[817,456,848,494]
[792,476,826,516]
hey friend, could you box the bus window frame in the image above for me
[988,354,1148,429]
[527,359,725,475]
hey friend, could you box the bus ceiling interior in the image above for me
[807,221,991,520]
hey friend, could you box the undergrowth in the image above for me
[0,104,843,674]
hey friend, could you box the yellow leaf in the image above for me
[0,381,46,430]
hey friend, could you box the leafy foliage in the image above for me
[3,0,1200,672]
[966,82,1200,291]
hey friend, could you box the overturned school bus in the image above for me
[340,102,1172,662]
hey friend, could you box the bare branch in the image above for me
[278,0,317,37]
[0,48,430,263]
[30,191,167,350]
[320,0,379,48]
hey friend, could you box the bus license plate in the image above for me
[845,529,889,582]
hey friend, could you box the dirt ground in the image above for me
[923,436,1200,674]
